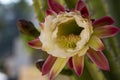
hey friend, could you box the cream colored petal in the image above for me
[72,55,84,76]
[89,35,104,51]
[40,12,93,58]
[74,15,91,51]
[78,45,89,56]
[28,38,42,49]
[49,57,69,80]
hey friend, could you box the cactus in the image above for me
[30,0,120,80]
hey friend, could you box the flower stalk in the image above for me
[32,0,45,22]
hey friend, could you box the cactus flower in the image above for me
[28,0,119,80]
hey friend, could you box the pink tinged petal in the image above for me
[89,36,104,51]
[68,57,73,69]
[75,0,89,16]
[80,6,89,17]
[72,55,84,76]
[93,16,114,27]
[94,25,119,38]
[78,45,89,56]
[49,58,69,80]
[47,0,65,14]
[75,0,85,11]
[87,48,110,71]
[28,38,42,49]
[42,55,57,75]
[46,9,55,15]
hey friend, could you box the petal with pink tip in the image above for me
[93,16,114,27]
[46,9,55,15]
[75,0,89,16]
[89,36,104,51]
[68,57,73,69]
[94,25,119,38]
[72,55,84,76]
[47,0,65,14]
[42,55,57,75]
[28,38,42,49]
[87,48,110,71]
[75,0,85,11]
[80,6,89,17]
[49,58,68,80]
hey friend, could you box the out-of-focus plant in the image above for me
[86,0,120,80]
[17,0,120,80]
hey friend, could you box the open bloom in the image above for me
[28,0,119,80]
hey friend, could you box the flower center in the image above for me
[56,19,84,49]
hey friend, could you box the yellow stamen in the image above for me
[57,34,80,49]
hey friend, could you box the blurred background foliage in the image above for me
[0,0,34,80]
[0,0,32,58]
[0,0,120,80]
